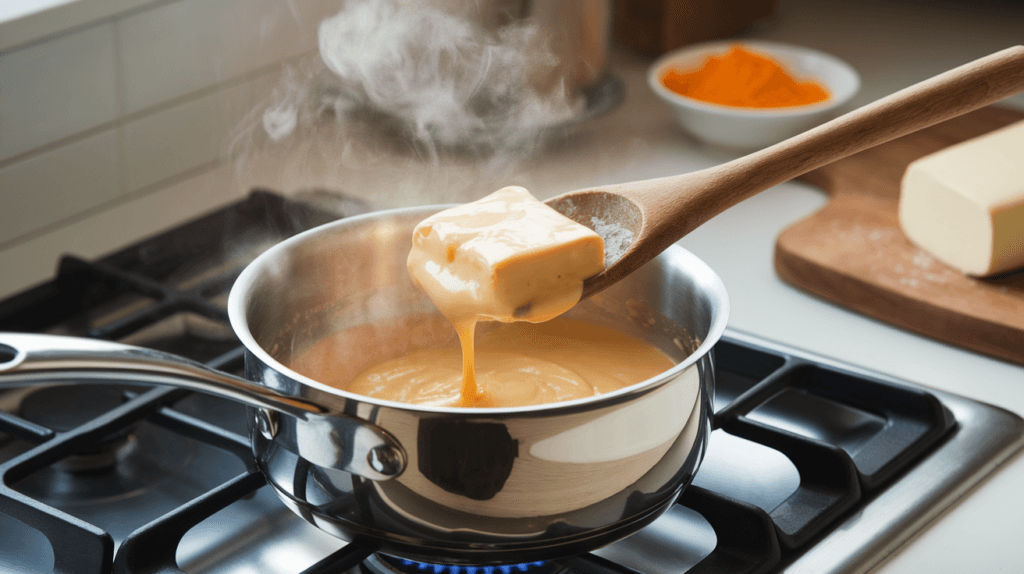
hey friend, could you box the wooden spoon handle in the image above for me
[622,45,1024,251]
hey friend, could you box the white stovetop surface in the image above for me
[618,5,1024,572]
[6,0,1022,571]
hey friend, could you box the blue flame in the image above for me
[397,559,547,574]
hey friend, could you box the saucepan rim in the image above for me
[227,204,730,415]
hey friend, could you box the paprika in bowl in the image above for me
[648,40,860,150]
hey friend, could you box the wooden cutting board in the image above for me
[776,105,1024,365]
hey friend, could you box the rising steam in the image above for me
[261,0,584,160]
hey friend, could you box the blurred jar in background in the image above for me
[613,0,778,54]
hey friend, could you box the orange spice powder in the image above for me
[662,45,830,108]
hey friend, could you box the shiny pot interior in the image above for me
[229,205,729,563]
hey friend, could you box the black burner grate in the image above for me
[0,191,955,574]
[0,191,362,574]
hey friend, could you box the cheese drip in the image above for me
[345,318,675,408]
[404,186,606,407]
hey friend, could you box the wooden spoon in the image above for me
[547,45,1024,300]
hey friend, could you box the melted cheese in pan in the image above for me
[400,185,607,407]
[324,186,676,408]
[344,318,675,408]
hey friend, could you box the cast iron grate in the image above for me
[0,191,955,574]
[0,191,358,574]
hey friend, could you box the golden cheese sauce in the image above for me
[314,186,673,409]
[345,317,674,408]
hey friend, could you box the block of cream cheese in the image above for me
[407,186,605,324]
[898,119,1024,277]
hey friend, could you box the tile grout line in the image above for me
[0,48,313,171]
[0,157,229,253]
[0,0,184,56]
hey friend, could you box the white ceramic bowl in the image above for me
[648,40,861,150]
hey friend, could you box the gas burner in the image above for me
[365,553,557,574]
[20,384,136,472]
[13,384,197,505]
[12,423,195,507]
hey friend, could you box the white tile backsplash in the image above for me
[0,162,243,297]
[0,0,159,52]
[0,22,119,161]
[118,0,330,113]
[121,71,277,192]
[0,0,78,24]
[0,129,121,245]
[0,0,342,297]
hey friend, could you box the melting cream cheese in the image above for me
[404,186,606,407]
[406,186,605,324]
[324,186,670,409]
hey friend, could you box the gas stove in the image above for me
[0,191,1020,574]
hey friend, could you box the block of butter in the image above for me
[407,186,605,324]
[898,120,1024,277]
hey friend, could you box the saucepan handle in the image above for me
[0,332,406,480]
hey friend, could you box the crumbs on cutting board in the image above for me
[896,251,958,288]
[823,219,960,290]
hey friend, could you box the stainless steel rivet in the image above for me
[367,445,404,477]
[254,408,279,440]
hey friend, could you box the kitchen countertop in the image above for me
[5,0,1023,571]
[621,2,1024,571]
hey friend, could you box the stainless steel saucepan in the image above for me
[0,205,728,564]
